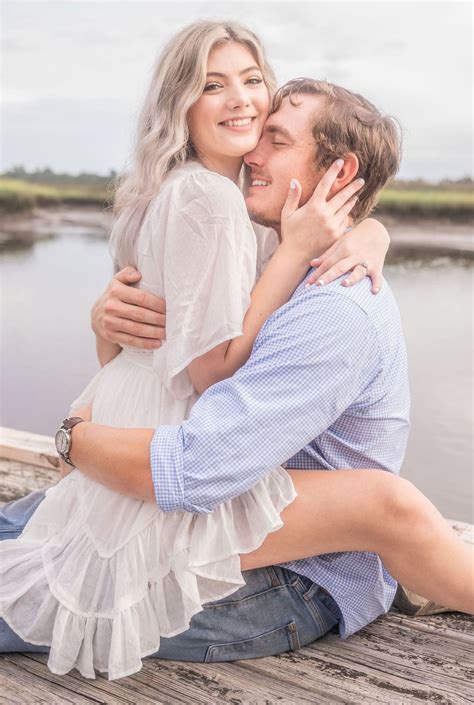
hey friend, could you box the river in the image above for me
[1,222,472,522]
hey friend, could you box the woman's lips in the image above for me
[219,117,256,132]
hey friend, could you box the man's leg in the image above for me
[149,567,340,663]
[0,490,50,653]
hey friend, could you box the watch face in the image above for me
[55,429,70,455]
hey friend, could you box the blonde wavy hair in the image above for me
[111,21,276,269]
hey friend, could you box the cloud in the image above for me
[2,1,472,179]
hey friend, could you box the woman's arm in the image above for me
[188,238,311,393]
[307,217,390,293]
[188,167,363,394]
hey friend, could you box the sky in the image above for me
[1,0,472,181]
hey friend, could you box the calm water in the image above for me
[1,231,473,522]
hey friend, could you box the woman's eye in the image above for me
[246,77,263,85]
[204,83,222,92]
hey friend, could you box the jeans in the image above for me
[0,490,340,663]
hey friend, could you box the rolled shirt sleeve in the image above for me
[151,289,382,513]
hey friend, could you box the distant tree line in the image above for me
[387,176,473,191]
[2,166,117,186]
[2,166,473,191]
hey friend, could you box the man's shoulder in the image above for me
[323,275,396,311]
[255,276,375,344]
[257,274,402,350]
[289,274,399,320]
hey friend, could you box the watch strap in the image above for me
[62,416,86,431]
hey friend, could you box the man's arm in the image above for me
[70,424,155,501]
[70,287,380,510]
[92,267,166,365]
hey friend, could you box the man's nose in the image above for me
[244,144,264,167]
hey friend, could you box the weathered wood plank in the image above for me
[16,651,315,704]
[388,610,474,640]
[0,654,98,704]
[0,458,58,502]
[0,427,59,471]
[226,642,469,705]
[1,653,164,705]
[129,657,317,704]
[446,519,474,545]
[304,621,474,700]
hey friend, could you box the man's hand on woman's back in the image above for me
[92,267,166,350]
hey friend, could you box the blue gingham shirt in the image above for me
[150,274,410,637]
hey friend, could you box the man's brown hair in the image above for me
[272,78,402,220]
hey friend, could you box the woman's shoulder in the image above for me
[160,162,247,217]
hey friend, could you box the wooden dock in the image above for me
[0,428,473,704]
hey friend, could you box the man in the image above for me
[0,79,411,660]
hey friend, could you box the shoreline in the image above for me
[0,206,472,256]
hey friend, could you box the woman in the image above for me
[0,21,471,681]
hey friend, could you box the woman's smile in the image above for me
[219,116,257,131]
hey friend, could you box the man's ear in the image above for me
[329,153,360,197]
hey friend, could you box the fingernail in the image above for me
[305,282,311,289]
[311,258,320,265]
[372,287,379,294]
[290,179,299,190]
[357,178,365,185]
[317,278,325,286]
[153,341,161,347]
[335,159,344,167]
[343,278,351,286]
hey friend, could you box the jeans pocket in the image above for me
[204,621,300,663]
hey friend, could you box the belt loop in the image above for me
[301,581,320,602]
[266,566,282,588]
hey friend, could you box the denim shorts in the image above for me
[0,490,341,663]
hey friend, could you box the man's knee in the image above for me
[380,476,438,548]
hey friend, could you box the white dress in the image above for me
[0,162,296,680]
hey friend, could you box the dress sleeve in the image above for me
[152,171,257,400]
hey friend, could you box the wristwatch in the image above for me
[55,417,85,467]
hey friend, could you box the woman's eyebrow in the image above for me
[206,66,261,78]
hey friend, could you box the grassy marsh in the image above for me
[0,173,472,220]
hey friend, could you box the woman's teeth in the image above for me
[221,118,253,127]
[251,180,270,187]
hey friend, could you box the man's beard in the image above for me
[246,206,280,230]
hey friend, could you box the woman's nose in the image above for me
[226,83,251,111]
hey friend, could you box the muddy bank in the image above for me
[381,215,473,256]
[0,207,472,256]
[0,207,113,249]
